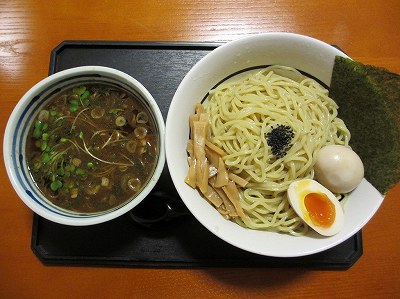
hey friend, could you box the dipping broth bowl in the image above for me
[4,66,165,226]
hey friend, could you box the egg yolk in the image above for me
[304,192,335,227]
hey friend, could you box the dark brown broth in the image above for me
[26,83,159,213]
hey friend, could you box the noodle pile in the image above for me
[186,65,350,236]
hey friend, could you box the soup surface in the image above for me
[26,83,159,213]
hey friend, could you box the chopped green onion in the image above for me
[40,141,47,151]
[57,167,65,176]
[33,161,41,172]
[42,153,50,163]
[75,168,85,175]
[34,120,42,129]
[108,108,124,115]
[73,86,86,96]
[50,180,62,192]
[69,99,80,112]
[81,90,90,106]
[33,127,41,138]
[65,164,76,172]
[33,120,43,138]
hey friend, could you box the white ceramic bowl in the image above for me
[166,32,384,257]
[4,66,165,226]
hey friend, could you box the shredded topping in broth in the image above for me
[26,84,159,213]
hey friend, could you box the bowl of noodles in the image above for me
[166,32,384,257]
[4,66,165,226]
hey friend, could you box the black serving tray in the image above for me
[31,41,363,269]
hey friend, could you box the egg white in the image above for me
[314,145,364,194]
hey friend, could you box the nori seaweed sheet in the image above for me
[329,56,400,194]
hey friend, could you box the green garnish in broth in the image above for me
[26,84,159,213]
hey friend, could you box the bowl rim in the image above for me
[4,65,166,226]
[165,32,384,257]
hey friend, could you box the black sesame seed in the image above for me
[266,125,294,158]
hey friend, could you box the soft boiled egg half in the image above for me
[287,179,344,236]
